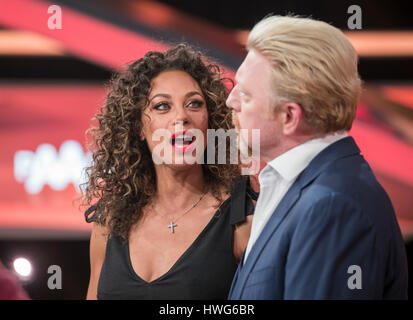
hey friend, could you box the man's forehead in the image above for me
[236,50,269,82]
[234,67,242,84]
[234,53,252,83]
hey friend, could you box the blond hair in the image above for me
[247,15,362,133]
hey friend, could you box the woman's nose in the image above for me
[174,120,187,127]
[174,108,189,126]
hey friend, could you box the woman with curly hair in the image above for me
[83,44,257,300]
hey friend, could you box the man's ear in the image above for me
[280,102,302,135]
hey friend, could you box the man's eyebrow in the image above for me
[235,78,248,94]
[234,75,246,93]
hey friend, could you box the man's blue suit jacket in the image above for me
[229,136,408,299]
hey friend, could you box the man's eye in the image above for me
[154,102,170,111]
[240,92,250,101]
[187,100,204,108]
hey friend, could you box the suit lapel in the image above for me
[228,262,240,298]
[231,181,304,299]
[230,137,361,298]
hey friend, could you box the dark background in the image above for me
[158,0,413,30]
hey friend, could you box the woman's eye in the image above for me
[187,100,204,109]
[153,102,170,111]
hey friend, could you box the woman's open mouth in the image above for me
[170,131,197,152]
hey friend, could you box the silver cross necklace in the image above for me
[151,189,208,233]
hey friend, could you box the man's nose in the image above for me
[226,86,240,111]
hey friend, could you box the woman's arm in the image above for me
[233,214,254,264]
[86,223,108,300]
[232,175,258,264]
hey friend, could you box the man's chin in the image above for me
[233,122,241,135]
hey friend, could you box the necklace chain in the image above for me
[152,190,208,233]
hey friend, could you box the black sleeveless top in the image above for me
[85,177,257,300]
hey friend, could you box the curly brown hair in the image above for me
[82,44,241,242]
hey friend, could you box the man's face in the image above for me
[226,49,282,162]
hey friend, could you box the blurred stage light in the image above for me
[13,257,32,278]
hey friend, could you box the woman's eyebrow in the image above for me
[149,93,171,101]
[149,91,203,102]
[185,91,204,99]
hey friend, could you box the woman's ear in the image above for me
[139,113,151,141]
[137,120,146,141]
[139,131,145,141]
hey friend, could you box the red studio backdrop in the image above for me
[1,85,413,236]
[0,0,412,238]
[0,85,106,234]
[0,0,234,237]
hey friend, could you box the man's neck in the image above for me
[261,131,347,163]
[261,133,320,163]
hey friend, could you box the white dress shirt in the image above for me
[244,132,348,263]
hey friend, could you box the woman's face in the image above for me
[141,70,208,166]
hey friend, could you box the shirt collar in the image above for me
[265,132,348,182]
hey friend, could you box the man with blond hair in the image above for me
[227,15,408,299]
